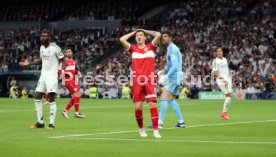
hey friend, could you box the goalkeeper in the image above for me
[148,31,186,128]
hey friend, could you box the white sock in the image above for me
[223,97,232,112]
[49,102,57,125]
[35,99,43,124]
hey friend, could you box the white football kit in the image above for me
[36,43,64,93]
[212,57,232,94]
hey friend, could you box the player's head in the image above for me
[216,47,223,58]
[40,29,51,46]
[161,31,173,45]
[135,30,147,45]
[64,48,73,58]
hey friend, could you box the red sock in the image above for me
[74,97,80,113]
[45,94,49,101]
[135,109,143,129]
[150,107,159,130]
[65,98,74,112]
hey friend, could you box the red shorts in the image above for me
[65,81,80,95]
[132,82,157,103]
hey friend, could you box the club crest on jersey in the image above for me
[144,47,148,51]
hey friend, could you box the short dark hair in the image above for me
[135,30,146,36]
[41,29,50,36]
[65,47,73,52]
[162,31,173,37]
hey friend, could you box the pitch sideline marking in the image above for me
[70,137,276,145]
[47,119,276,139]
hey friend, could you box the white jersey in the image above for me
[212,57,232,85]
[36,42,64,93]
[40,42,64,74]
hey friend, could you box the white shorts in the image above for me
[35,73,58,93]
[218,83,232,94]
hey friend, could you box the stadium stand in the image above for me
[0,0,275,98]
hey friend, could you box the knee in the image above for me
[74,92,81,97]
[35,92,43,100]
[48,93,56,102]
[226,93,232,97]
[148,102,157,109]
[135,102,143,110]
[161,91,174,99]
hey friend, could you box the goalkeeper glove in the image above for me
[158,75,168,85]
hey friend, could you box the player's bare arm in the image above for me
[213,71,228,85]
[119,31,136,50]
[139,29,161,47]
[58,58,66,80]
[19,59,42,66]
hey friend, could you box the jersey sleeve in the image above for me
[39,47,43,58]
[128,44,135,54]
[166,46,178,77]
[55,45,64,59]
[147,42,157,53]
[212,59,218,71]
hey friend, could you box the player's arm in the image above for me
[57,58,65,80]
[75,66,83,78]
[19,59,42,66]
[54,46,66,79]
[141,29,161,47]
[159,48,178,84]
[166,48,178,78]
[119,31,136,50]
[212,60,228,85]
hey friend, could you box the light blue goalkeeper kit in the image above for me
[159,42,185,126]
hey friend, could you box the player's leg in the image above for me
[73,90,85,118]
[61,83,75,119]
[161,82,185,128]
[31,91,45,128]
[46,75,58,129]
[64,82,75,113]
[47,92,57,129]
[148,101,161,138]
[219,83,232,120]
[135,101,147,137]
[31,77,46,129]
[145,83,161,138]
[62,95,74,118]
[221,92,232,120]
[158,90,175,127]
[65,96,74,112]
[168,85,185,128]
[132,83,147,137]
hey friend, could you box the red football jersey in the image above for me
[129,42,157,83]
[59,58,78,81]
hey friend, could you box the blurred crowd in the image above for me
[1,0,275,98]
[0,27,120,72]
[88,0,276,98]
[0,0,145,21]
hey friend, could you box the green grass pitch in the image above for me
[0,98,275,157]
